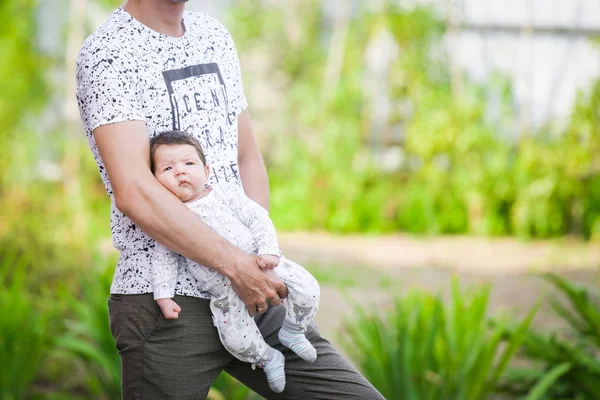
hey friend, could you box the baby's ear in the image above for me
[205,164,211,176]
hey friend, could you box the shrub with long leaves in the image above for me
[209,372,263,400]
[53,264,121,398]
[501,274,600,400]
[340,278,536,400]
[0,249,53,400]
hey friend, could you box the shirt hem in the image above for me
[109,289,212,300]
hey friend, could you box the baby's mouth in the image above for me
[178,179,190,186]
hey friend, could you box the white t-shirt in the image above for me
[76,8,248,297]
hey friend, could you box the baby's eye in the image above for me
[186,162,196,166]
[163,166,172,172]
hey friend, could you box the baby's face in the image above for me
[153,144,210,202]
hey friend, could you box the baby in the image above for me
[149,130,320,393]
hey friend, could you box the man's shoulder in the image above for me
[77,10,145,83]
[185,11,232,38]
[78,9,134,64]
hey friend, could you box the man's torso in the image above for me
[76,8,247,296]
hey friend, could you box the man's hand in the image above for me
[157,298,182,319]
[228,254,288,316]
[257,254,280,270]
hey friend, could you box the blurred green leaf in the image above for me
[340,278,536,399]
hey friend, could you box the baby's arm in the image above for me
[218,187,281,268]
[151,242,182,319]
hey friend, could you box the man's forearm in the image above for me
[90,119,285,308]
[117,169,245,278]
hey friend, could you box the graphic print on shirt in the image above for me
[162,63,239,184]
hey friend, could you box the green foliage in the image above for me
[0,0,108,282]
[95,0,123,9]
[502,274,600,399]
[1,0,599,396]
[524,363,572,400]
[0,0,47,188]
[511,85,600,239]
[53,264,121,399]
[229,0,600,238]
[0,142,110,284]
[0,250,54,400]
[340,279,537,400]
[209,372,262,400]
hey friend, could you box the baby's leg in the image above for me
[275,257,321,362]
[207,278,286,393]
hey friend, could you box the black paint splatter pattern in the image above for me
[76,8,248,296]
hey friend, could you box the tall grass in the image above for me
[502,274,600,399]
[53,264,121,399]
[340,279,537,400]
[0,250,53,399]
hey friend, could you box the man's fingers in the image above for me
[246,300,258,316]
[267,294,281,307]
[230,254,289,315]
[277,286,288,299]
[273,279,288,299]
[257,303,268,314]
[263,269,288,299]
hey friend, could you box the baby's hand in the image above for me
[257,254,280,270]
[157,298,182,319]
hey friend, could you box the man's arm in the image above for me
[237,110,270,210]
[94,120,285,314]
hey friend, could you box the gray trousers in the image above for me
[108,293,384,400]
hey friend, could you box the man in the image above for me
[76,0,384,398]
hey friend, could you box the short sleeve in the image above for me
[76,43,145,134]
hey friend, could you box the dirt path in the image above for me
[277,232,600,340]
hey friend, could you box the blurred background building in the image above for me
[36,0,600,133]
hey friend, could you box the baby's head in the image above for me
[150,130,210,203]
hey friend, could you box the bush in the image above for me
[229,0,600,239]
[340,279,536,399]
[51,263,121,399]
[0,250,54,399]
[501,274,600,399]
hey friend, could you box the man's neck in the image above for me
[123,0,186,37]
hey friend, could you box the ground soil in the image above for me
[277,232,600,340]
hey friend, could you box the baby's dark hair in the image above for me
[149,130,206,173]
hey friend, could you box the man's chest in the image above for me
[135,58,241,185]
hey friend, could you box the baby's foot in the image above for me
[263,348,286,393]
[279,326,317,362]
